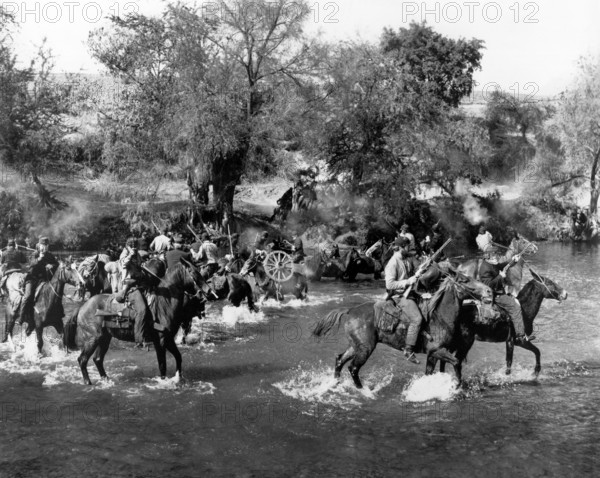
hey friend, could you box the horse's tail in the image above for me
[313,308,350,337]
[63,306,81,352]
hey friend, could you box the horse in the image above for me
[63,260,208,385]
[2,262,80,355]
[292,182,317,212]
[312,265,494,388]
[438,269,568,380]
[339,247,385,281]
[304,244,347,281]
[455,236,538,295]
[210,257,258,312]
[240,254,307,301]
[73,253,112,300]
[270,187,293,222]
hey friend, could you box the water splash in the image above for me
[140,372,216,394]
[401,373,460,402]
[0,333,68,375]
[221,305,267,327]
[273,363,394,408]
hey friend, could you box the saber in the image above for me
[187,224,201,242]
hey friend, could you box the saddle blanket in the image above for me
[463,299,503,322]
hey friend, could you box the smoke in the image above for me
[455,180,489,226]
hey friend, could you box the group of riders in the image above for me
[0,219,535,363]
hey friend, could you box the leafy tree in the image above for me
[549,57,600,214]
[89,0,320,224]
[0,17,72,174]
[313,35,488,220]
[380,22,484,107]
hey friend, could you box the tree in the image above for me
[89,0,320,224]
[380,22,484,107]
[484,90,554,179]
[313,33,488,219]
[550,57,600,214]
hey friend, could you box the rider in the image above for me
[479,246,534,345]
[117,237,152,348]
[20,236,59,326]
[164,233,193,270]
[150,228,172,257]
[384,237,425,364]
[476,225,494,253]
[398,223,418,257]
[423,223,446,260]
[0,238,28,292]
[291,230,308,299]
[194,232,220,279]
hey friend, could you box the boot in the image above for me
[404,346,420,364]
[115,279,136,303]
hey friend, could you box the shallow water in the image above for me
[1,242,599,477]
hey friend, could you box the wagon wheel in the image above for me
[264,250,293,282]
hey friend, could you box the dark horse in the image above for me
[63,260,207,385]
[312,265,493,388]
[342,248,385,281]
[210,257,258,312]
[438,269,567,380]
[2,262,80,355]
[240,254,307,301]
[304,246,347,281]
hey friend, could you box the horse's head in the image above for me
[446,267,494,304]
[530,269,568,302]
[180,259,217,300]
[240,254,261,277]
[58,261,81,287]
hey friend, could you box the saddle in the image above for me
[95,296,135,329]
[463,299,504,324]
[374,300,406,333]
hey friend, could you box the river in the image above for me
[0,242,598,477]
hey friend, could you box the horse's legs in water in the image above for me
[164,334,182,378]
[2,309,16,343]
[334,346,355,379]
[153,333,168,379]
[517,340,541,377]
[78,338,101,385]
[439,360,446,373]
[426,347,457,374]
[92,333,112,379]
[505,338,515,375]
[35,320,44,355]
[246,284,258,312]
[348,342,374,389]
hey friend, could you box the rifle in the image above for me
[227,224,234,256]
[402,238,452,299]
[187,224,201,242]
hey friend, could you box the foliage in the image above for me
[545,56,600,214]
[380,22,484,107]
[0,20,73,173]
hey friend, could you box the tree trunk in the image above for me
[590,188,600,216]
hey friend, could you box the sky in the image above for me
[4,0,600,97]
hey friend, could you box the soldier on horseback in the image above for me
[0,239,28,293]
[116,237,153,348]
[19,237,59,326]
[479,246,535,345]
[193,232,219,280]
[384,237,425,364]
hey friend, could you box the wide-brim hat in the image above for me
[393,237,410,248]
[38,236,49,245]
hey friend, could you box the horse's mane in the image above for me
[427,276,456,315]
[147,263,191,322]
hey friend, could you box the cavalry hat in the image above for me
[393,237,410,248]
[38,236,49,245]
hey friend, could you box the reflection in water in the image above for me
[0,243,599,476]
